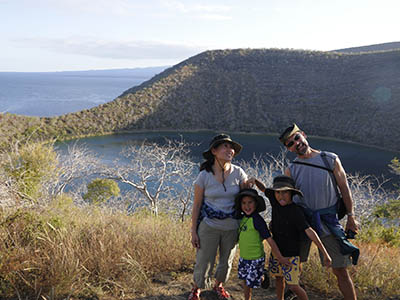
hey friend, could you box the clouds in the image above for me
[34,0,233,20]
[35,0,147,17]
[2,0,400,71]
[1,0,230,70]
[13,36,206,60]
[159,0,232,20]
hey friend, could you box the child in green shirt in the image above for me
[235,188,289,300]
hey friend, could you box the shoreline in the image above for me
[65,128,400,155]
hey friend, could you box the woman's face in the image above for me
[211,142,235,162]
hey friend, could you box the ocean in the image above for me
[0,67,167,116]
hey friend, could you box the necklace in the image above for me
[215,159,231,192]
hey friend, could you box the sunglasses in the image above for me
[286,134,301,148]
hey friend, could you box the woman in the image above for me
[189,134,249,300]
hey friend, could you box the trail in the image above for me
[135,272,336,300]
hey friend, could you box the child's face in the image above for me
[274,190,292,206]
[241,196,257,216]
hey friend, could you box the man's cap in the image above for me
[279,123,301,145]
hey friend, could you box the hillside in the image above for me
[333,41,400,53]
[1,48,400,151]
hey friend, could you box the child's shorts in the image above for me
[238,256,265,288]
[268,253,300,285]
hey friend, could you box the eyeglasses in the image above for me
[286,134,301,148]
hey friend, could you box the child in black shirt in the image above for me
[255,175,332,300]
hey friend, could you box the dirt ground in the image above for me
[135,272,337,300]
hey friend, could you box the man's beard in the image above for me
[296,142,308,155]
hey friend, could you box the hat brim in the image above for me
[265,187,303,200]
[202,139,242,159]
[234,191,266,213]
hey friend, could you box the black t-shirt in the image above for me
[265,192,310,257]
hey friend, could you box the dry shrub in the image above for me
[129,211,193,272]
[298,247,337,297]
[301,242,400,300]
[351,242,400,299]
[0,205,194,299]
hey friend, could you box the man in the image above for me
[280,123,358,300]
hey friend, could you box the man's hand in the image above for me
[345,215,359,233]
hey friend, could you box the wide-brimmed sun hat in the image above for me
[234,188,266,214]
[279,123,302,145]
[265,175,303,199]
[202,133,242,160]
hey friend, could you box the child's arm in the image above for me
[253,214,291,266]
[254,179,266,192]
[266,237,291,266]
[305,228,332,268]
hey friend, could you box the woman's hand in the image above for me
[242,177,255,189]
[191,230,200,249]
[323,253,332,268]
[248,177,256,187]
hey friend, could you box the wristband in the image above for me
[347,212,354,217]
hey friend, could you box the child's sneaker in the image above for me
[284,289,297,300]
[261,269,270,289]
[188,287,200,300]
[213,285,230,299]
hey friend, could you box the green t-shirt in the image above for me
[238,214,270,260]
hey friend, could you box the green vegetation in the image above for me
[389,157,400,178]
[0,141,58,201]
[356,197,400,247]
[83,178,120,205]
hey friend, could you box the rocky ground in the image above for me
[135,272,337,300]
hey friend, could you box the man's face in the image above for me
[285,132,309,155]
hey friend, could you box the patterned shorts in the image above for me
[238,256,265,288]
[268,254,300,285]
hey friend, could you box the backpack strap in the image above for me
[291,160,332,172]
[291,152,345,219]
[319,152,342,200]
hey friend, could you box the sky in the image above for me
[1,0,399,72]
